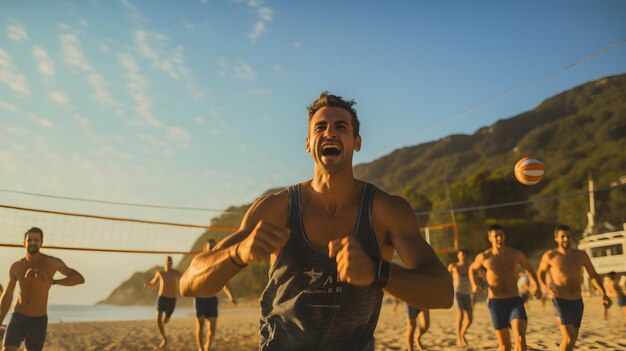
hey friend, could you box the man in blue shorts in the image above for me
[469,224,541,351]
[448,249,473,347]
[194,239,237,351]
[145,256,182,349]
[405,304,429,351]
[538,225,611,351]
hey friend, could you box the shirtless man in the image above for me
[405,304,429,351]
[448,249,473,347]
[0,227,84,351]
[194,239,237,351]
[537,225,610,351]
[603,271,625,324]
[180,91,453,350]
[145,256,182,349]
[469,224,540,351]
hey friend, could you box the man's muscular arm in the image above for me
[180,193,290,297]
[469,254,484,294]
[0,263,18,326]
[53,258,85,286]
[536,251,551,294]
[373,194,452,309]
[582,251,611,307]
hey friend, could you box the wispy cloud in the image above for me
[248,5,273,42]
[49,90,70,106]
[0,48,30,95]
[0,100,20,113]
[27,112,56,128]
[219,58,257,81]
[118,53,161,127]
[6,23,28,42]
[33,46,55,76]
[88,73,118,108]
[194,116,207,125]
[60,34,92,71]
[134,30,203,97]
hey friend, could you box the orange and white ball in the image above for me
[514,157,544,185]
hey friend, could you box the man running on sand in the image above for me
[145,256,182,349]
[0,227,84,351]
[194,239,237,351]
[180,91,453,350]
[469,224,541,351]
[603,271,625,324]
[405,304,429,351]
[537,225,611,351]
[448,249,473,347]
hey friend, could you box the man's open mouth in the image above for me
[321,144,341,157]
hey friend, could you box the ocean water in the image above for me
[46,304,196,324]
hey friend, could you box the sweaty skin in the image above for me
[537,231,608,301]
[471,247,539,299]
[147,269,182,298]
[469,229,540,351]
[537,229,610,351]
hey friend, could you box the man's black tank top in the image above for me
[259,182,383,351]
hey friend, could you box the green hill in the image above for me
[100,74,626,305]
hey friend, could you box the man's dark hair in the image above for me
[554,224,571,235]
[487,224,504,233]
[24,227,43,240]
[458,249,467,254]
[607,271,617,279]
[167,256,172,261]
[307,91,360,137]
[208,239,216,245]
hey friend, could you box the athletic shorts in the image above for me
[617,296,626,307]
[552,298,584,329]
[195,296,218,318]
[406,304,423,320]
[487,296,527,330]
[157,296,177,317]
[519,292,531,302]
[2,312,48,351]
[455,292,472,311]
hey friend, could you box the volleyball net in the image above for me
[0,204,237,255]
[0,201,458,256]
[420,222,459,254]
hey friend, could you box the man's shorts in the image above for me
[157,296,177,318]
[519,292,531,302]
[2,312,48,351]
[617,296,626,307]
[455,292,472,311]
[195,296,218,318]
[487,296,527,330]
[406,304,424,320]
[552,298,584,329]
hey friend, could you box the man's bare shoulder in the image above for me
[371,187,415,221]
[44,255,64,266]
[249,188,289,216]
[372,187,410,209]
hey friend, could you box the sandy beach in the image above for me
[42,296,625,351]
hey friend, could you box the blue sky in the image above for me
[0,1,624,304]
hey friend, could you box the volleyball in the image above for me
[514,157,544,185]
